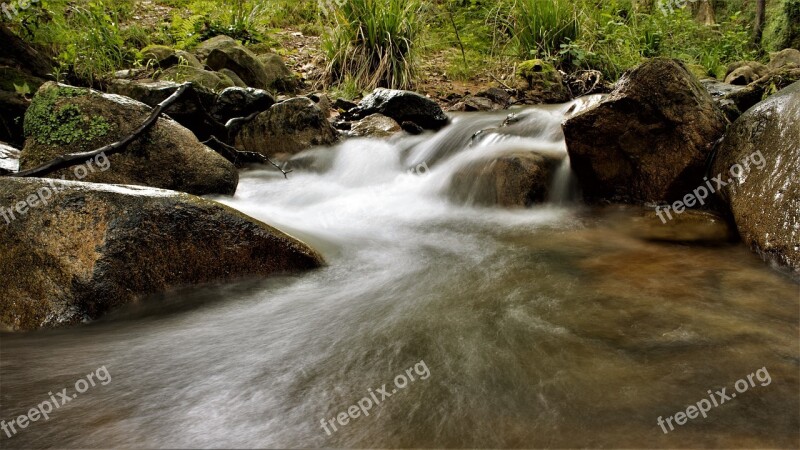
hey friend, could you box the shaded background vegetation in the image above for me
[1,0,797,91]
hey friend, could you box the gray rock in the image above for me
[564,58,728,204]
[347,88,449,130]
[711,81,800,274]
[350,113,402,138]
[21,83,238,196]
[0,177,323,331]
[447,150,564,207]
[235,97,338,158]
[211,86,276,124]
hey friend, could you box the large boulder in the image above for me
[711,81,800,274]
[345,88,450,131]
[105,79,221,140]
[563,58,728,204]
[235,97,338,158]
[446,150,564,207]
[0,178,323,331]
[20,83,238,196]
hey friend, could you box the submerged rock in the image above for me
[0,178,323,331]
[611,207,735,243]
[20,83,238,196]
[447,150,564,207]
[346,89,449,131]
[235,97,338,158]
[563,58,728,204]
[712,81,800,273]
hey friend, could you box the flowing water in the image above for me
[1,99,798,448]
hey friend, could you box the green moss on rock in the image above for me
[23,84,112,147]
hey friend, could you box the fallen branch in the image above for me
[11,83,192,178]
[202,135,291,179]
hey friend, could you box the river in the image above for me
[1,99,798,448]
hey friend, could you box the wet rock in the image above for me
[447,150,564,207]
[0,178,323,331]
[700,79,747,121]
[724,67,800,114]
[235,97,338,158]
[349,114,402,138]
[158,65,235,92]
[346,88,449,131]
[105,79,221,139]
[767,48,800,71]
[0,141,20,174]
[20,83,238,196]
[401,121,425,135]
[211,86,275,124]
[563,58,728,204]
[711,81,800,273]
[514,59,570,103]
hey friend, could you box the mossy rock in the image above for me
[514,59,569,103]
[158,65,235,92]
[21,82,238,196]
[0,177,324,331]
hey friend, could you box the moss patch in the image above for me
[23,84,113,146]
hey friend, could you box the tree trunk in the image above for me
[754,0,766,46]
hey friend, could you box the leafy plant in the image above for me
[323,0,422,91]
[513,0,580,59]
